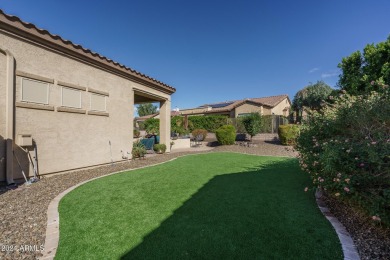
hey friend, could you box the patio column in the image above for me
[159,99,171,153]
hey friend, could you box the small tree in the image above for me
[292,81,333,121]
[241,113,262,141]
[137,103,158,117]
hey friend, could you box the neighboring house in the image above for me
[179,95,291,118]
[0,10,175,184]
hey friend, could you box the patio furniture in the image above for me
[191,135,203,147]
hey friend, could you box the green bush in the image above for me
[296,82,390,225]
[132,140,146,159]
[133,129,140,138]
[171,116,191,136]
[153,143,167,153]
[191,129,208,141]
[241,113,262,140]
[188,115,227,132]
[278,124,300,145]
[144,118,159,134]
[215,125,236,145]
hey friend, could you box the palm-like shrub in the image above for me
[132,140,146,159]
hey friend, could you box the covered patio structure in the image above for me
[133,89,172,153]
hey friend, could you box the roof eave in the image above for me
[0,10,176,94]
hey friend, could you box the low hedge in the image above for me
[278,124,300,145]
[216,125,236,145]
[188,115,227,132]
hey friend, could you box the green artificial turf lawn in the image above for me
[56,153,343,260]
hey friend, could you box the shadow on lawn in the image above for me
[121,159,342,260]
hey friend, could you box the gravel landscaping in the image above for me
[323,195,390,260]
[0,141,388,259]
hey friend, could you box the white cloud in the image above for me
[309,68,319,73]
[321,71,339,78]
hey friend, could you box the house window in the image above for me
[21,78,49,104]
[90,93,106,111]
[62,87,82,108]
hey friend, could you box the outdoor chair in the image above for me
[191,134,203,147]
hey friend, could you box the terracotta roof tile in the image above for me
[0,9,175,93]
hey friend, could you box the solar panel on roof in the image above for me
[209,102,234,108]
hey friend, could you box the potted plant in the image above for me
[153,144,167,154]
[170,141,175,150]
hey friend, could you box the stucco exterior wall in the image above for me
[271,98,290,116]
[0,32,170,181]
[234,103,262,117]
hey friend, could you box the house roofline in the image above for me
[0,9,176,94]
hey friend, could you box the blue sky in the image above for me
[1,1,389,111]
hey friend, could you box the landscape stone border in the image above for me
[315,190,361,260]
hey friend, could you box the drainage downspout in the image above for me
[2,48,15,185]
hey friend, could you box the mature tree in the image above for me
[292,81,333,114]
[338,35,390,94]
[241,113,262,141]
[137,103,158,117]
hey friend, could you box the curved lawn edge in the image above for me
[39,151,354,260]
[39,155,183,259]
[315,190,360,260]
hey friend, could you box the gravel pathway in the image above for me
[0,142,387,259]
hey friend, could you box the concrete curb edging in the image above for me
[39,156,185,260]
[315,190,360,260]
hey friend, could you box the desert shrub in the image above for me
[144,118,159,134]
[215,125,236,145]
[191,129,208,141]
[241,113,262,140]
[132,140,146,159]
[278,124,300,145]
[133,129,140,138]
[296,82,390,225]
[188,115,227,132]
[153,143,167,153]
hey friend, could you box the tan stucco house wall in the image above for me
[271,97,290,116]
[0,11,175,183]
[233,103,263,117]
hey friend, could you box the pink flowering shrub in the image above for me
[296,81,390,225]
